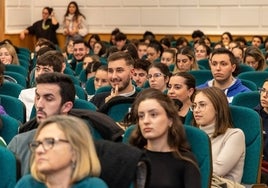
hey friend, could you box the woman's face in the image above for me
[195,45,208,61]
[137,44,148,59]
[93,43,102,55]
[148,67,168,92]
[167,76,193,104]
[147,47,160,63]
[260,81,268,112]
[94,69,109,90]
[34,123,75,175]
[0,47,13,64]
[161,52,174,66]
[42,8,50,20]
[82,56,93,69]
[68,3,77,14]
[89,38,97,49]
[222,34,231,46]
[244,56,259,70]
[176,54,193,72]
[192,92,216,126]
[138,99,172,143]
[67,40,74,55]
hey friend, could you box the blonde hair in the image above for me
[0,43,19,65]
[30,115,101,184]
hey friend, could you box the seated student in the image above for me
[251,35,263,49]
[194,42,211,62]
[85,60,102,80]
[132,59,150,88]
[0,43,20,65]
[90,51,139,109]
[191,87,245,183]
[94,65,110,91]
[254,79,268,164]
[146,40,163,63]
[198,48,250,103]
[127,88,201,188]
[18,50,65,121]
[173,46,199,73]
[243,46,266,71]
[15,115,108,188]
[167,72,196,123]
[147,62,170,93]
[160,48,176,67]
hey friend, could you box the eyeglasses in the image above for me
[190,102,207,111]
[259,88,268,96]
[29,137,69,152]
[146,73,165,79]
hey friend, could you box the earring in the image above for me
[72,161,76,169]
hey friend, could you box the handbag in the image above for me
[211,174,245,188]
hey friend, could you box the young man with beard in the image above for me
[90,51,139,109]
[198,48,250,103]
[70,38,89,73]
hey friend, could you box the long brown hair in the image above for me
[129,88,198,169]
[192,87,233,138]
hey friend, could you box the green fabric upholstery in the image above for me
[0,115,20,144]
[4,71,28,88]
[0,145,17,188]
[0,82,24,98]
[231,91,260,109]
[5,64,28,76]
[230,105,262,184]
[240,79,258,91]
[237,71,268,88]
[189,70,213,86]
[197,59,210,70]
[99,96,135,122]
[74,85,87,100]
[85,76,95,95]
[0,94,26,123]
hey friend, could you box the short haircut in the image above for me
[35,72,75,105]
[115,32,127,41]
[210,47,239,76]
[134,59,151,72]
[107,51,135,66]
[73,38,89,48]
[36,50,64,72]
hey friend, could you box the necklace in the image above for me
[42,20,50,30]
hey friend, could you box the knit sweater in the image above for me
[200,124,245,182]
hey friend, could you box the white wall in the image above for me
[5,0,268,35]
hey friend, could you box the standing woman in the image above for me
[15,115,108,188]
[192,87,245,183]
[19,7,59,45]
[63,1,88,43]
[129,88,201,188]
[167,72,196,123]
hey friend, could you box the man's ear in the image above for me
[61,101,73,114]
